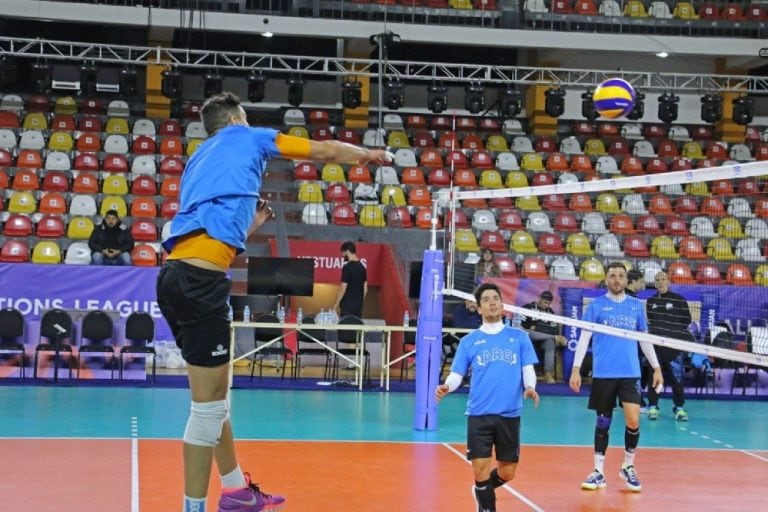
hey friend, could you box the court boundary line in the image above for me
[739,450,768,463]
[441,442,547,512]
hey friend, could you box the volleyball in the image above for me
[592,78,636,119]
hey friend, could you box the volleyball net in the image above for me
[441,159,768,372]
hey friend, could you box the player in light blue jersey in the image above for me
[569,262,663,493]
[436,282,539,512]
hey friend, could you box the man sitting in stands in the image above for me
[521,291,566,384]
[88,209,134,266]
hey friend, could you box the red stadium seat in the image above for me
[530,172,554,187]
[131,244,158,267]
[158,119,183,137]
[453,169,477,187]
[131,218,159,241]
[80,98,103,115]
[325,183,351,204]
[665,215,689,236]
[36,215,66,238]
[401,167,425,185]
[160,199,179,219]
[645,158,669,174]
[41,171,69,193]
[408,186,432,207]
[480,231,507,252]
[160,176,180,198]
[51,114,76,132]
[620,156,644,175]
[668,262,696,284]
[541,194,567,211]
[159,156,185,176]
[569,193,594,212]
[159,136,183,156]
[3,214,34,237]
[497,209,523,230]
[747,3,768,20]
[311,127,333,141]
[0,149,13,168]
[308,110,329,126]
[103,155,129,174]
[387,207,412,228]
[609,214,636,235]
[535,136,557,153]
[446,150,469,169]
[700,197,726,217]
[331,204,357,226]
[623,235,651,257]
[546,153,569,172]
[495,256,517,277]
[657,139,679,158]
[415,208,441,229]
[132,135,157,155]
[427,168,451,186]
[705,142,728,160]
[0,168,8,189]
[76,133,102,152]
[39,192,67,215]
[73,153,100,173]
[348,165,372,183]
[554,212,579,233]
[608,138,630,156]
[430,116,451,131]
[710,180,734,196]
[438,133,460,152]
[552,0,573,13]
[696,263,723,284]
[411,132,434,148]
[726,264,754,286]
[521,258,548,279]
[679,235,707,260]
[462,133,484,151]
[72,173,99,194]
[471,150,494,169]
[406,115,428,131]
[648,194,673,215]
[0,240,30,263]
[11,169,40,191]
[722,3,747,20]
[336,129,361,145]
[0,111,20,129]
[570,155,593,173]
[737,178,760,195]
[444,209,470,229]
[670,157,693,171]
[420,148,444,167]
[16,150,43,170]
[478,118,500,133]
[643,124,667,139]
[131,197,159,218]
[538,233,566,254]
[131,175,158,196]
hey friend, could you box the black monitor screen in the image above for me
[247,257,315,296]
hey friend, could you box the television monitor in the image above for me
[247,257,315,296]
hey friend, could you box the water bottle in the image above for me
[403,310,410,327]
[277,305,286,324]
[296,307,303,325]
[243,305,251,323]
[330,309,338,325]
[227,303,233,321]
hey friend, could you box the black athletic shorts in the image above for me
[156,260,232,367]
[466,415,520,462]
[588,378,642,412]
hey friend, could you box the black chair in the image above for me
[293,316,333,380]
[250,313,294,381]
[0,307,26,379]
[399,318,418,382]
[34,309,74,380]
[331,315,370,383]
[120,312,156,383]
[77,310,116,379]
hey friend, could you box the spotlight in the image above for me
[287,75,304,107]
[657,91,679,124]
[246,70,266,103]
[581,89,598,122]
[499,86,521,118]
[464,82,485,114]
[626,91,645,120]
[203,70,224,98]
[119,67,138,97]
[732,95,754,126]
[545,87,566,117]
[384,77,404,110]
[79,62,98,96]
[700,93,723,124]
[427,81,448,114]
[30,62,52,94]
[341,79,362,109]
[161,67,183,100]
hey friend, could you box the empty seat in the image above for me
[131,244,157,266]
[67,216,95,240]
[700,197,726,217]
[696,263,723,284]
[359,205,386,227]
[31,240,62,264]
[550,257,578,280]
[99,196,128,218]
[7,191,36,214]
[717,217,745,239]
[745,219,768,240]
[735,239,764,262]
[707,237,736,261]
[72,173,99,195]
[380,185,406,207]
[667,262,696,284]
[375,166,399,185]
[479,231,507,252]
[596,193,621,214]
[610,214,635,234]
[454,229,480,252]
[651,236,679,259]
[579,259,606,282]
[520,257,548,279]
[595,233,624,257]
[298,183,323,203]
[728,197,753,219]
[536,233,565,255]
[526,212,553,233]
[726,264,754,286]
[678,235,707,259]
[569,193,594,212]
[566,232,594,256]
[44,152,71,172]
[63,242,92,265]
[0,240,30,263]
[331,204,357,226]
[301,204,329,225]
[622,194,648,215]
[472,210,498,232]
[510,231,538,254]
[415,208,440,229]
[690,216,717,237]
[103,155,129,174]
[496,152,519,171]
[3,214,34,237]
[623,235,651,257]
[325,183,351,204]
[582,212,608,235]
[73,153,100,173]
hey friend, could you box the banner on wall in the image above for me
[270,239,386,285]
[0,263,171,343]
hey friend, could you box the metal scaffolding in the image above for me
[2,36,767,93]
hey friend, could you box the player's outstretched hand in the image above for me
[524,387,540,408]
[569,372,581,393]
[359,149,394,165]
[435,384,450,404]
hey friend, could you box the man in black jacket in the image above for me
[645,271,692,422]
[88,209,134,265]
[521,290,566,384]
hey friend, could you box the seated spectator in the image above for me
[474,248,501,281]
[521,290,566,383]
[452,299,483,330]
[88,209,134,266]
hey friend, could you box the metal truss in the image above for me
[2,36,767,93]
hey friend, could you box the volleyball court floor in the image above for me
[0,385,765,512]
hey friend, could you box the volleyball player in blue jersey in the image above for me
[569,262,663,493]
[436,282,540,512]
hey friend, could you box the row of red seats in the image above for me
[2,169,179,196]
[0,150,185,174]
[0,238,162,266]
[2,213,164,243]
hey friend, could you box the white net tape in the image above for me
[445,288,768,368]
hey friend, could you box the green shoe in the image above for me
[648,406,660,420]
[674,408,689,422]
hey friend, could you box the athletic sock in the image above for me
[474,479,496,511]
[594,453,606,474]
[624,427,639,466]
[221,465,246,489]
[489,468,507,488]
[183,496,206,512]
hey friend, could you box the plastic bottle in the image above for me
[277,305,286,324]
[227,302,233,321]
[403,310,410,327]
[243,305,251,323]
[296,307,303,325]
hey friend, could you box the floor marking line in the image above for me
[441,443,547,512]
[739,450,768,463]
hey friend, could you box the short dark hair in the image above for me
[104,209,119,218]
[201,91,242,135]
[540,290,554,301]
[627,269,644,283]
[340,241,356,254]
[474,282,502,304]
[606,261,627,274]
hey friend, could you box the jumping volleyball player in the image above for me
[569,261,663,492]
[436,282,540,512]
[157,92,391,512]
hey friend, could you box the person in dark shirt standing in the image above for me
[334,241,367,318]
[645,271,692,422]
[88,209,134,265]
